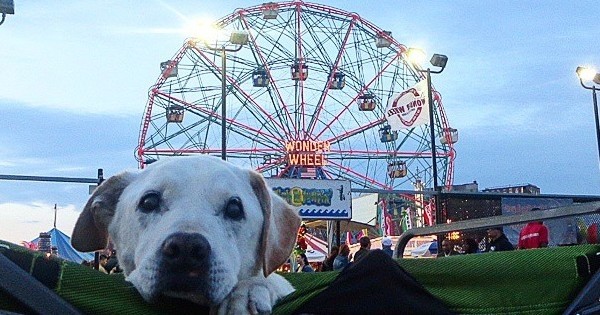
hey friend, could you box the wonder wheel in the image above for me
[136,1,456,194]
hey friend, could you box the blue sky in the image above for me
[0,1,599,243]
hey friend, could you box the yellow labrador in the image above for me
[71,156,301,314]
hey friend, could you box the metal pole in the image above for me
[336,221,341,247]
[94,168,104,271]
[593,87,600,169]
[221,48,227,161]
[426,70,441,224]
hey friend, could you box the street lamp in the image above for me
[576,66,600,168]
[406,48,448,225]
[203,30,249,160]
[0,0,14,26]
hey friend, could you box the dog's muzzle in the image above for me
[158,232,212,293]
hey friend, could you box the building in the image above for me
[446,180,479,192]
[482,183,540,195]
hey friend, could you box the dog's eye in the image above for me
[138,192,161,213]
[224,197,244,221]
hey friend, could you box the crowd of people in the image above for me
[296,235,396,273]
[438,207,550,257]
[81,249,122,274]
[295,207,553,272]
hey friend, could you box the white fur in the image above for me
[71,156,300,314]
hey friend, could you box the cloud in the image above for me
[0,202,82,245]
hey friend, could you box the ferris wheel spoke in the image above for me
[229,92,287,141]
[240,18,296,138]
[297,11,336,137]
[188,47,291,139]
[154,91,282,147]
[226,115,284,150]
[255,155,287,173]
[304,16,356,137]
[323,161,391,190]
[324,118,385,145]
[313,51,402,140]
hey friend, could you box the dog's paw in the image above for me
[216,274,294,315]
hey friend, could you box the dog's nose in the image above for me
[161,232,211,269]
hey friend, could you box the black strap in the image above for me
[563,252,600,315]
[0,247,81,315]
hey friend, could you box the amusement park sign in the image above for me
[266,178,352,220]
[385,80,430,130]
[285,140,330,166]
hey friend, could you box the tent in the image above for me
[305,233,328,263]
[304,249,326,263]
[31,228,94,264]
[410,241,438,258]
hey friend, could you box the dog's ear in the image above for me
[71,172,132,252]
[250,171,301,277]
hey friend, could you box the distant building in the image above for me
[443,182,542,243]
[447,180,479,192]
[482,183,540,195]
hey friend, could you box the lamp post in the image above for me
[576,66,600,168]
[0,0,15,26]
[407,48,448,225]
[203,30,249,160]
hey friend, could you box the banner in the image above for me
[385,80,430,130]
[266,178,352,220]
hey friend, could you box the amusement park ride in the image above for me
[136,1,458,230]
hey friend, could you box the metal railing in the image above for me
[393,201,600,258]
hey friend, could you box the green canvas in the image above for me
[1,240,598,314]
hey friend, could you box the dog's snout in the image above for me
[161,232,211,269]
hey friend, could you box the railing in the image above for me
[393,201,600,258]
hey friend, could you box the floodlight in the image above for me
[0,0,14,26]
[406,48,426,65]
[430,54,448,69]
[0,0,14,14]
[576,66,597,82]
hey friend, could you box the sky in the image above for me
[0,1,599,244]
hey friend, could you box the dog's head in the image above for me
[71,156,300,304]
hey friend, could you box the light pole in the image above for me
[0,0,15,26]
[203,31,249,160]
[407,48,448,225]
[576,66,600,168]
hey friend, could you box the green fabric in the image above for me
[398,245,600,314]
[272,272,339,315]
[1,240,599,315]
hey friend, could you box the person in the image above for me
[296,253,314,272]
[461,237,481,254]
[381,237,394,257]
[105,250,122,274]
[98,254,110,274]
[518,207,549,249]
[353,236,371,263]
[319,245,339,272]
[438,239,459,257]
[333,244,350,271]
[485,227,514,252]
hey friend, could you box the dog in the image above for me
[71,156,301,314]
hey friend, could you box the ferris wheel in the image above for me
[137,1,456,193]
